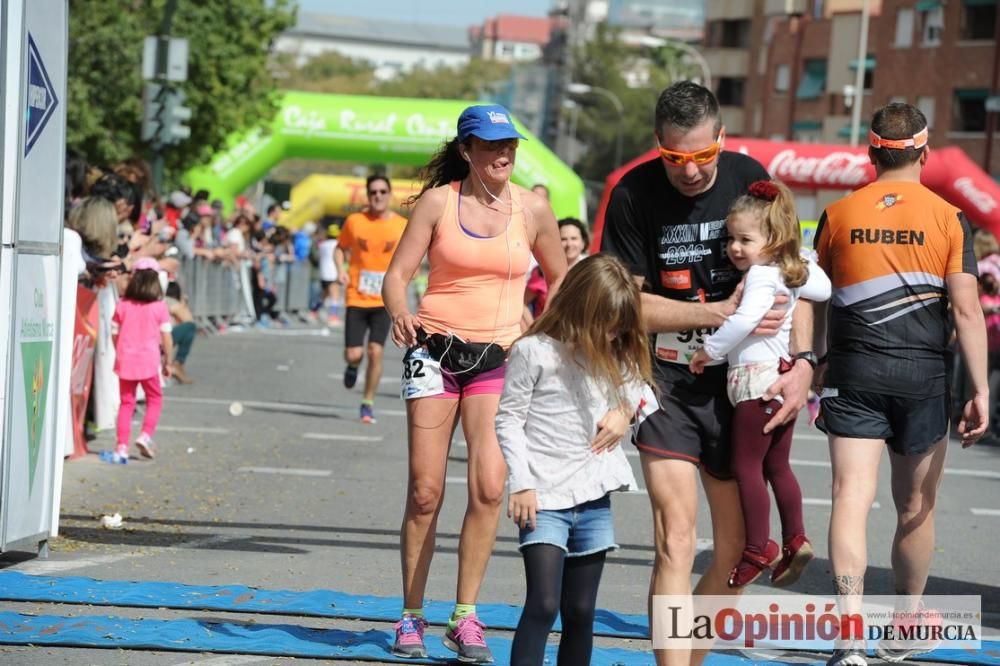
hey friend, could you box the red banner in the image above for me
[592,140,1000,251]
[69,285,98,459]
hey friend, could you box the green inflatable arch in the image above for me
[186,92,586,221]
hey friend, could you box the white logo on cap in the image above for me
[487,110,510,125]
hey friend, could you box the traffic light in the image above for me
[141,82,190,146]
[160,88,191,144]
[141,82,165,142]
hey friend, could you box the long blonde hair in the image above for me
[66,196,118,258]
[526,254,653,408]
[728,179,807,288]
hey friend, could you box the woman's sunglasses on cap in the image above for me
[658,129,725,167]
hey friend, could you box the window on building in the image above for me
[837,122,870,141]
[720,19,752,48]
[497,42,516,58]
[792,120,823,143]
[952,89,988,132]
[919,2,944,45]
[774,64,791,93]
[889,95,907,104]
[848,55,875,90]
[895,8,914,46]
[717,78,746,106]
[961,0,997,40]
[917,96,936,129]
[796,59,827,100]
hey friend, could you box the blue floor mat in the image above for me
[0,610,778,665]
[0,571,648,637]
[0,572,996,664]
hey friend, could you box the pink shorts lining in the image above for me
[429,363,506,399]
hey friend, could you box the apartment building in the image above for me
[703,0,998,176]
[274,13,470,80]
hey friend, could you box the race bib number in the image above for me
[358,270,385,296]
[401,346,444,399]
[655,328,723,365]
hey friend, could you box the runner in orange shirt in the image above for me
[335,175,407,423]
[814,103,988,666]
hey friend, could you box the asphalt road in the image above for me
[2,323,998,665]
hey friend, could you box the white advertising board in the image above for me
[2,253,60,548]
[16,0,68,246]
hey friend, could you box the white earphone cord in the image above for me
[441,161,517,377]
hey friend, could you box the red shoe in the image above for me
[771,534,814,587]
[728,539,780,588]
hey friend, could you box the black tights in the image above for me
[510,545,607,666]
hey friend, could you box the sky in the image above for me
[299,0,551,26]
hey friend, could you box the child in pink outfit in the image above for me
[111,259,173,462]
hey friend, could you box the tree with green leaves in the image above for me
[273,50,377,95]
[67,0,295,187]
[568,23,700,183]
[276,50,511,103]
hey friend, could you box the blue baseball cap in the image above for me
[457,104,527,142]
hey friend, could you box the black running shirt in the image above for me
[601,152,769,364]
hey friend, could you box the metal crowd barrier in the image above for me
[176,256,313,328]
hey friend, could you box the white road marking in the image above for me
[789,458,830,468]
[970,508,1000,517]
[329,373,400,385]
[246,328,332,337]
[155,426,230,434]
[18,553,134,574]
[276,365,290,371]
[946,468,1000,480]
[302,433,384,442]
[17,535,235,574]
[803,497,881,509]
[167,396,406,418]
[238,466,332,477]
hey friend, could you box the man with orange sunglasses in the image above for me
[602,81,817,666]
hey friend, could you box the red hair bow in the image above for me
[748,180,780,202]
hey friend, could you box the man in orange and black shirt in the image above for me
[335,175,408,424]
[813,103,988,666]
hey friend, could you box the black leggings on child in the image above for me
[510,545,606,666]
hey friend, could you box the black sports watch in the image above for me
[793,351,819,369]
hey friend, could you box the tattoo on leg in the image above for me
[832,575,864,596]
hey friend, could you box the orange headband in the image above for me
[869,127,928,150]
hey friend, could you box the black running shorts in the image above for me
[344,306,392,348]
[634,363,734,479]
[816,389,949,456]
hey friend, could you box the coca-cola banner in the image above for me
[591,140,1000,250]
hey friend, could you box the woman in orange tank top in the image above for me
[382,104,567,662]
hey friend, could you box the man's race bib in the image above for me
[358,270,385,296]
[655,328,724,365]
[401,346,444,399]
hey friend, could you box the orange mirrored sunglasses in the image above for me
[658,129,725,167]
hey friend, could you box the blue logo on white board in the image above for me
[25,33,58,157]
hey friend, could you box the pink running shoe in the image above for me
[392,614,428,659]
[807,394,821,425]
[135,433,156,459]
[444,614,493,663]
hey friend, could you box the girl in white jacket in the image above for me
[690,179,831,589]
[497,253,656,666]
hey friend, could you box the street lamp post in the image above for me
[848,0,871,147]
[567,82,625,168]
